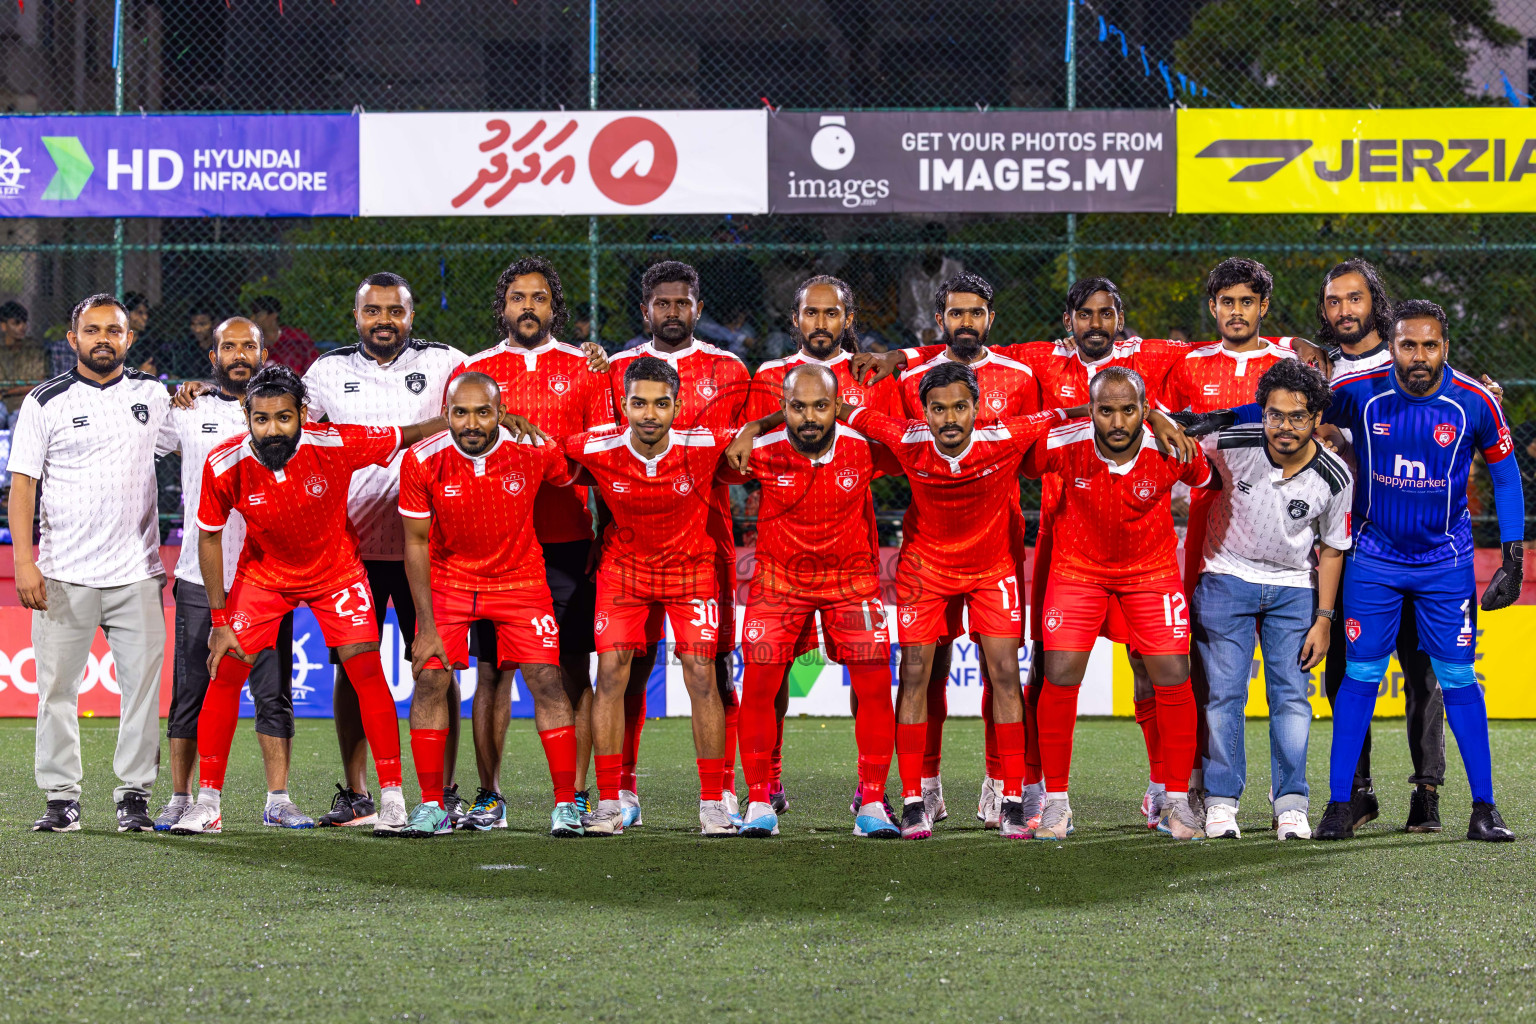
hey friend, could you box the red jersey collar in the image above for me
[1093,425,1159,475]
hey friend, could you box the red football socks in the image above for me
[409,727,447,805]
[594,753,623,802]
[1134,697,1164,785]
[896,722,927,800]
[849,664,894,805]
[538,725,578,803]
[981,669,1002,780]
[996,719,1026,798]
[340,651,403,788]
[770,715,785,788]
[721,690,740,797]
[620,686,646,793]
[1153,680,1197,793]
[696,757,724,802]
[922,672,947,777]
[197,655,253,791]
[1036,681,1081,793]
[1023,680,1043,787]
[739,663,782,805]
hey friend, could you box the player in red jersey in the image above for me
[603,262,751,824]
[564,355,741,837]
[399,373,583,837]
[741,275,899,814]
[727,362,903,838]
[446,257,616,831]
[845,361,1067,840]
[1021,366,1214,841]
[178,365,451,836]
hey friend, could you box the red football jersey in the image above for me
[725,423,902,600]
[448,339,614,546]
[744,350,900,422]
[1022,421,1212,585]
[607,340,751,431]
[897,347,1048,422]
[397,427,568,592]
[199,422,401,591]
[564,424,736,597]
[847,407,1063,586]
[1157,340,1295,414]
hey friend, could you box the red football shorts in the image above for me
[895,570,1021,647]
[1040,574,1190,655]
[226,573,379,654]
[1030,521,1131,645]
[597,574,723,658]
[639,556,737,658]
[425,584,559,671]
[740,586,890,666]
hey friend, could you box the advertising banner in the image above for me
[767,110,1176,214]
[359,110,767,216]
[0,114,359,218]
[1178,108,1536,213]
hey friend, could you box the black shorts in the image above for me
[169,580,294,740]
[470,539,596,666]
[330,559,416,664]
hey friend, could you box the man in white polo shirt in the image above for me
[1190,359,1353,842]
[7,293,170,833]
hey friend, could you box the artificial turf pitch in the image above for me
[2,717,1535,1023]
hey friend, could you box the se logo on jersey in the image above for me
[502,473,525,496]
[835,467,859,492]
[305,475,328,498]
[1433,422,1457,448]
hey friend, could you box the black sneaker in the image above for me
[1405,785,1443,833]
[315,783,378,827]
[33,799,82,832]
[1468,801,1516,842]
[769,783,789,816]
[1314,800,1357,840]
[1349,785,1379,830]
[441,783,466,828]
[115,794,154,832]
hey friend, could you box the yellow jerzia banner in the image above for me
[1177,109,1536,214]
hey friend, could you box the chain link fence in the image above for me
[2,0,1534,537]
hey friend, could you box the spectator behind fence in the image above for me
[125,292,165,376]
[0,301,46,427]
[250,295,319,374]
[899,223,963,345]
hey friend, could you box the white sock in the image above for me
[1148,781,1166,794]
[904,795,925,806]
[169,792,191,808]
[265,790,288,809]
[198,786,221,812]
[1045,791,1070,808]
[1167,790,1189,801]
[381,785,403,802]
[1003,795,1022,804]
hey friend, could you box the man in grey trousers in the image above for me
[7,293,171,832]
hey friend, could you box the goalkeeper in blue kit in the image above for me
[1180,300,1525,841]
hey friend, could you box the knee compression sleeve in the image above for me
[1428,657,1477,689]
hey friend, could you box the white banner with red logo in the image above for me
[359,111,767,216]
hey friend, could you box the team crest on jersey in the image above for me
[695,377,718,401]
[548,373,571,396]
[1287,499,1310,521]
[304,475,328,498]
[1345,617,1361,643]
[131,403,149,424]
[1132,479,1156,501]
[673,474,694,496]
[594,612,609,635]
[835,467,859,492]
[230,612,252,633]
[1044,607,1064,632]
[898,607,916,629]
[502,473,526,496]
[405,372,427,395]
[841,388,862,407]
[744,619,766,643]
[1433,423,1457,448]
[985,390,1007,413]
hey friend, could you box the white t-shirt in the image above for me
[303,338,465,560]
[8,368,170,588]
[155,390,249,589]
[1199,425,1354,588]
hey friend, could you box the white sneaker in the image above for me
[1204,802,1241,839]
[170,801,222,835]
[1141,782,1166,829]
[922,776,948,824]
[373,789,407,836]
[853,800,899,838]
[1276,808,1312,840]
[721,790,745,827]
[739,800,779,837]
[699,799,738,836]
[619,789,643,828]
[975,776,1000,829]
[585,798,626,836]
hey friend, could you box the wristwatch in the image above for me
[1314,608,1336,621]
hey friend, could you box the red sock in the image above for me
[340,651,403,788]
[1153,680,1197,793]
[197,656,253,791]
[1023,680,1043,786]
[620,686,646,792]
[922,672,947,777]
[996,719,1026,797]
[770,713,785,788]
[1134,697,1164,785]
[981,668,1002,780]
[721,690,740,797]
[409,727,447,805]
[696,757,724,802]
[594,753,622,801]
[537,725,578,803]
[1036,682,1081,793]
[896,722,927,800]
[849,664,894,806]
[740,663,783,805]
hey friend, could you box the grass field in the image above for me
[2,716,1536,1023]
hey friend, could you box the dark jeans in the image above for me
[1323,592,1446,788]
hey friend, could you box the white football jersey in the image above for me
[303,338,466,560]
[156,390,250,589]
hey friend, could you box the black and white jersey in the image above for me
[8,369,170,588]
[155,390,249,589]
[1199,425,1354,588]
[1327,340,1390,382]
[302,338,465,560]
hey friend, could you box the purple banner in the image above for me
[0,114,359,217]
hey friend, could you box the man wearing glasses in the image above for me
[1188,360,1353,841]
